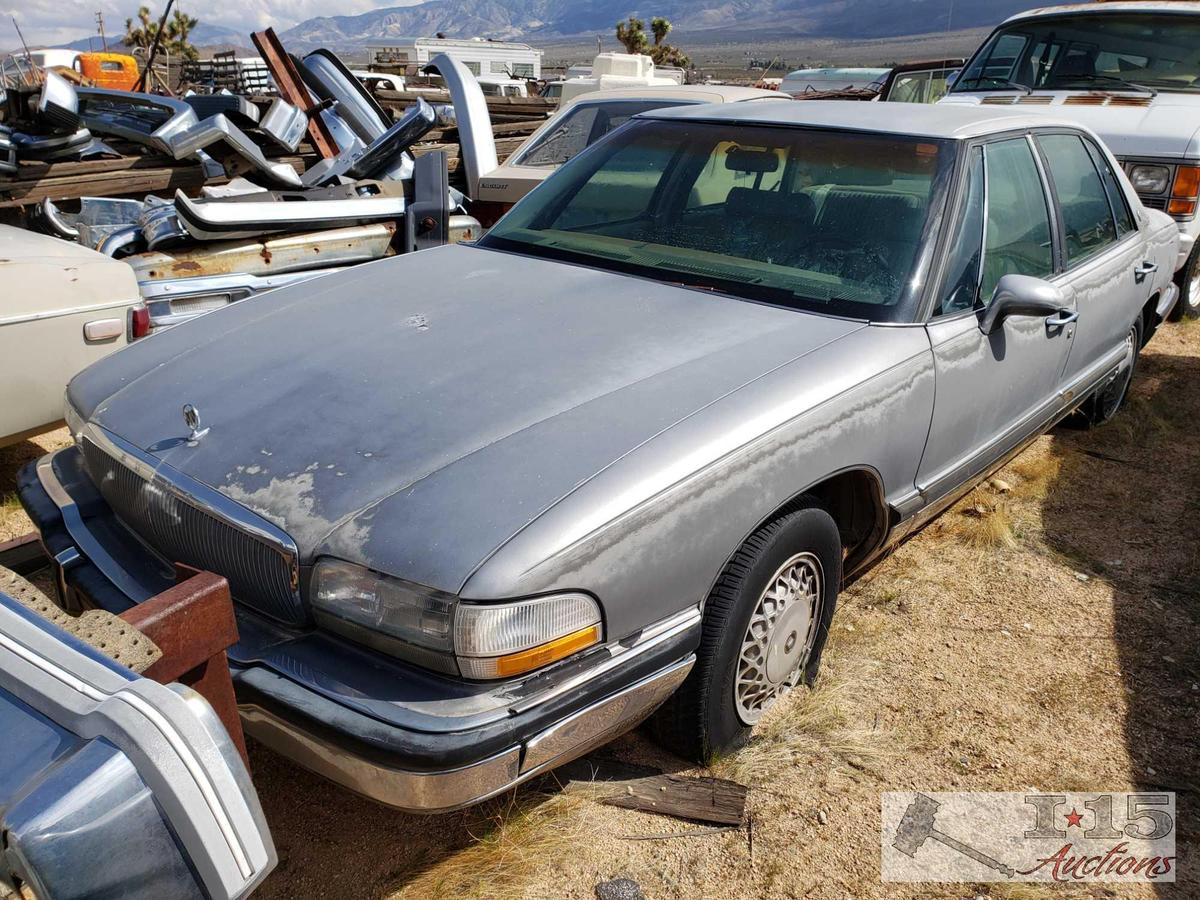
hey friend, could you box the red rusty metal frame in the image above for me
[120,564,249,766]
[250,27,340,160]
[4,536,250,765]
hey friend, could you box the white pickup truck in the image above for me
[941,1,1200,318]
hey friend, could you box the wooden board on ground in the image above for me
[553,758,748,827]
[596,773,748,826]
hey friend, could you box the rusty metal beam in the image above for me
[120,565,248,766]
[250,28,340,160]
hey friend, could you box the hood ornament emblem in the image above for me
[182,404,209,443]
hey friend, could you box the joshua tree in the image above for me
[123,5,200,61]
[615,17,649,55]
[122,6,158,53]
[648,16,691,69]
[650,16,671,46]
[168,9,199,60]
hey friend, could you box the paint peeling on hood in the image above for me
[70,244,864,590]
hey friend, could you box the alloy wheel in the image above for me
[733,552,823,725]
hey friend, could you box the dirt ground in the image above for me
[1,321,1196,899]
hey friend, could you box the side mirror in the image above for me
[979,274,1065,335]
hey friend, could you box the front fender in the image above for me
[463,326,934,638]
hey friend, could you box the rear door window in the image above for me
[1037,133,1119,264]
[981,138,1055,300]
[1083,138,1136,236]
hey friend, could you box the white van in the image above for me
[941,1,1200,318]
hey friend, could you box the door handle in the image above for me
[1044,308,1079,331]
[1134,260,1159,283]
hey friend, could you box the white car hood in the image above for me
[942,93,1200,159]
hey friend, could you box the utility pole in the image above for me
[96,11,109,51]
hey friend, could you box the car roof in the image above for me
[639,98,1090,140]
[562,85,781,106]
[1004,1,1200,23]
[782,67,890,79]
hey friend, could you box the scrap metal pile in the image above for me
[0,30,499,337]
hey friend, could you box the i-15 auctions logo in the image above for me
[881,792,1175,882]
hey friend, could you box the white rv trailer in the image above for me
[366,37,543,80]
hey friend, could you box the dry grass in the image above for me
[710,650,893,786]
[944,487,1017,550]
[1006,446,1063,500]
[393,791,589,900]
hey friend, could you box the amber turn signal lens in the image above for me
[1168,198,1197,217]
[490,624,601,678]
[1171,166,1200,200]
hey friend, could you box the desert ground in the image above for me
[2,319,1196,899]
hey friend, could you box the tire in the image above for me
[1080,318,1142,427]
[649,500,842,764]
[1168,242,1200,322]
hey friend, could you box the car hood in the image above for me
[74,244,863,591]
[941,93,1200,158]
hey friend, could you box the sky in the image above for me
[2,0,423,48]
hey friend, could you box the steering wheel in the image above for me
[787,235,894,278]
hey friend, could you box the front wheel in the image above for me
[1168,243,1200,321]
[649,501,841,764]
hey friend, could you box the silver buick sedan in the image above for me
[19,101,1180,812]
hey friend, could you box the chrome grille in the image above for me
[81,433,303,623]
[1140,197,1168,211]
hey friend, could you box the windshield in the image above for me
[887,68,955,103]
[482,119,952,321]
[514,99,696,168]
[953,13,1200,94]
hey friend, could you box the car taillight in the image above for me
[129,305,150,339]
[1168,166,1200,218]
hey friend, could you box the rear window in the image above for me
[513,100,695,168]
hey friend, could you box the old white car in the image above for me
[475,84,781,209]
[942,1,1200,318]
[0,226,140,446]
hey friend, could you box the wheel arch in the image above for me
[702,466,890,610]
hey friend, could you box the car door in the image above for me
[1034,131,1145,393]
[916,135,1075,504]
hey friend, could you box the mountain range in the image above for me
[57,23,249,53]
[279,0,1030,50]
[48,0,1030,54]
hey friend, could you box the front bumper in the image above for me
[19,447,700,813]
[1176,227,1195,272]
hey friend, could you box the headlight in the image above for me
[63,392,85,441]
[311,558,602,679]
[1129,164,1171,195]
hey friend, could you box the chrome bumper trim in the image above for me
[240,706,523,813]
[508,605,699,716]
[239,657,693,813]
[520,656,692,775]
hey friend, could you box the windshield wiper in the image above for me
[955,76,1031,94]
[1050,73,1157,96]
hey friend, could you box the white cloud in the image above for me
[4,0,425,49]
